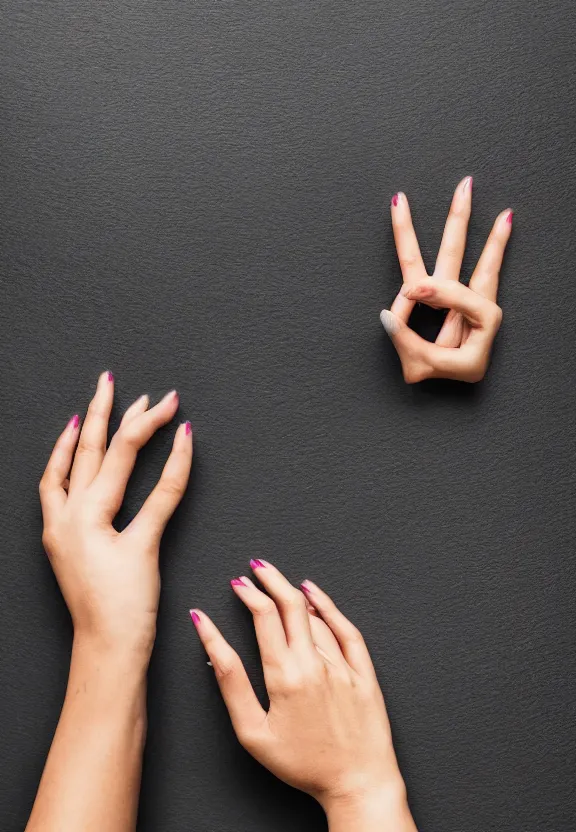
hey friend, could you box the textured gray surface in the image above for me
[1,1,576,830]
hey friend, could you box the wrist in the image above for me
[72,632,153,679]
[68,635,149,739]
[321,779,416,832]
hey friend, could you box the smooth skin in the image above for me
[380,176,513,382]
[191,562,418,832]
[27,372,193,832]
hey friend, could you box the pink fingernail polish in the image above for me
[301,582,313,595]
[391,193,399,207]
[506,210,514,225]
[231,578,246,587]
[185,421,192,436]
[107,371,114,382]
[250,559,266,569]
[190,610,201,627]
[463,176,473,192]
[68,414,80,429]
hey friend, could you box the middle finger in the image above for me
[434,176,472,281]
[250,560,315,653]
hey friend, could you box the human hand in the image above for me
[380,177,512,383]
[190,562,416,831]
[39,372,193,661]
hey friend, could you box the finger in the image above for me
[69,371,114,492]
[190,609,266,739]
[230,576,289,667]
[435,308,465,349]
[250,560,315,652]
[308,613,349,669]
[300,581,376,678]
[381,308,433,383]
[434,176,473,281]
[119,394,150,426]
[39,414,81,516]
[469,209,513,301]
[380,308,497,383]
[434,177,473,348]
[92,389,180,519]
[400,279,499,329]
[125,421,193,542]
[389,191,427,324]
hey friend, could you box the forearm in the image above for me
[324,784,418,832]
[26,636,149,832]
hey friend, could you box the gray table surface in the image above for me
[1,1,575,830]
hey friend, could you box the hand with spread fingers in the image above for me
[380,177,513,383]
[28,372,193,832]
[191,562,417,832]
[39,372,193,657]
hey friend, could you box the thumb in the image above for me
[380,309,435,384]
[380,309,491,383]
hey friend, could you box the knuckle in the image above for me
[449,203,469,220]
[402,359,430,385]
[442,243,462,261]
[213,652,240,680]
[253,599,277,618]
[491,304,503,328]
[116,422,142,449]
[236,726,262,754]
[282,591,305,611]
[86,398,106,419]
[468,369,486,383]
[283,669,305,693]
[345,624,365,646]
[399,254,419,270]
[467,358,488,383]
[76,438,101,455]
[214,660,237,680]
[264,668,284,696]
[282,659,323,693]
[158,476,185,499]
[356,677,378,702]
[41,528,56,552]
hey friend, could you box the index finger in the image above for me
[389,191,427,324]
[39,415,81,517]
[469,209,513,301]
[190,610,267,740]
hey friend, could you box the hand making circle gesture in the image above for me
[380,177,513,383]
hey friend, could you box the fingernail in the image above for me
[68,414,80,430]
[162,389,179,404]
[190,610,201,627]
[231,578,247,587]
[250,559,266,569]
[185,421,192,436]
[506,210,514,225]
[463,176,473,192]
[301,580,316,595]
[107,371,114,382]
[391,193,399,207]
[380,309,401,337]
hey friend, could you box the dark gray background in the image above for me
[1,1,575,830]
